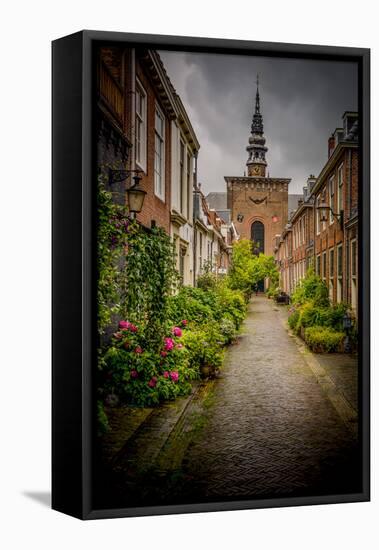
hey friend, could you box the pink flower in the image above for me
[181,319,188,326]
[170,371,179,383]
[160,351,168,357]
[176,343,183,350]
[172,327,183,337]
[119,320,131,330]
[130,369,138,379]
[163,371,169,378]
[164,337,174,351]
[113,331,123,339]
[148,376,157,388]
[135,346,143,354]
[130,324,138,333]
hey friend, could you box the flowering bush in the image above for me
[287,270,354,353]
[99,321,199,407]
[181,323,225,374]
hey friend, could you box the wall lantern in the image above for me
[108,168,147,219]
[343,311,353,331]
[272,215,279,223]
[237,213,244,223]
[317,200,344,229]
[126,174,147,218]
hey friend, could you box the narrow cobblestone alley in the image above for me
[174,296,360,503]
[95,296,361,509]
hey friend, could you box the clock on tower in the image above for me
[246,75,268,178]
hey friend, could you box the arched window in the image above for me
[251,221,265,255]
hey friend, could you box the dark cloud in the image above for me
[159,50,358,194]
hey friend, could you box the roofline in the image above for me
[311,141,358,196]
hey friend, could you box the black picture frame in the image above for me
[52,30,370,520]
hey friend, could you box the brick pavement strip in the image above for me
[96,296,361,507]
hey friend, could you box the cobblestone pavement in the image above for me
[95,296,361,508]
[174,296,361,503]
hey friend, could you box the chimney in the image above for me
[328,134,335,158]
[307,174,317,193]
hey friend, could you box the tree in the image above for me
[228,239,279,298]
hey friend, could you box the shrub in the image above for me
[196,261,218,292]
[97,400,110,435]
[219,316,237,344]
[304,326,345,353]
[267,285,280,299]
[214,283,246,329]
[181,323,225,372]
[297,303,330,331]
[100,321,199,407]
[167,288,214,325]
[288,308,300,332]
[291,269,329,308]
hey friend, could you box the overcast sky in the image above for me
[159,50,358,195]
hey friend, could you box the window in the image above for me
[179,141,185,213]
[316,254,321,276]
[322,251,327,280]
[328,176,335,223]
[351,239,357,311]
[329,248,335,301]
[329,248,334,277]
[187,152,191,219]
[251,221,265,255]
[199,232,203,270]
[337,244,343,302]
[337,164,344,214]
[154,105,165,200]
[135,82,147,171]
[316,196,320,235]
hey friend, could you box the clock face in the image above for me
[253,165,260,175]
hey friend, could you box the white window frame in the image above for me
[179,140,185,214]
[329,248,335,301]
[337,163,344,215]
[337,243,343,303]
[322,251,327,280]
[350,238,357,310]
[328,176,335,224]
[154,103,165,200]
[316,196,321,235]
[316,254,321,277]
[135,79,147,172]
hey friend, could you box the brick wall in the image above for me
[227,179,289,256]
[134,60,171,233]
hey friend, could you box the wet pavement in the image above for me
[95,296,361,509]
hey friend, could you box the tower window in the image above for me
[251,221,265,255]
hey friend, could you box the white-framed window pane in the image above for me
[135,83,146,170]
[154,105,165,199]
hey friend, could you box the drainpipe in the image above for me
[345,150,352,304]
[131,49,136,171]
[193,152,198,286]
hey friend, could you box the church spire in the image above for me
[246,74,268,177]
[251,74,264,135]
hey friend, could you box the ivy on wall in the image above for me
[97,177,179,347]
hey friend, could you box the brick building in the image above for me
[275,112,359,313]
[224,81,291,276]
[97,46,230,288]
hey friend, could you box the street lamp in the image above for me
[343,310,353,353]
[126,173,146,218]
[317,200,344,229]
[108,168,147,219]
[343,310,353,331]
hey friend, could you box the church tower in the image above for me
[246,76,268,177]
[224,76,291,262]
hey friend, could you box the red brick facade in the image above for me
[275,112,359,313]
